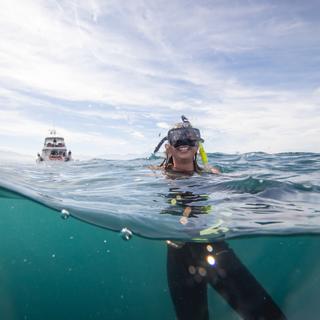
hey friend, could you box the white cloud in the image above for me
[131,130,145,139]
[0,0,319,154]
[156,122,170,129]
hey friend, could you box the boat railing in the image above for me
[46,143,65,147]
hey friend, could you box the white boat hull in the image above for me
[37,132,72,162]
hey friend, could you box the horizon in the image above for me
[0,146,318,163]
[1,0,319,157]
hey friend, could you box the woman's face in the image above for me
[165,143,198,162]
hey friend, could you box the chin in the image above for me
[176,152,195,160]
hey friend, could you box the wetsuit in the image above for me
[167,241,286,320]
[165,187,286,319]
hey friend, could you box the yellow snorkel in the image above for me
[198,142,209,167]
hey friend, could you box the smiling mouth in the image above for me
[176,145,192,152]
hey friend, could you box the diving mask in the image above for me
[152,115,205,154]
[172,139,197,148]
[168,127,204,147]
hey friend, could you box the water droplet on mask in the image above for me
[120,228,133,241]
[60,209,70,220]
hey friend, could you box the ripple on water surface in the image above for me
[0,152,320,241]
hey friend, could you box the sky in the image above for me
[0,0,319,158]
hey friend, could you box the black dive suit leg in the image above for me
[167,242,209,320]
[167,241,286,320]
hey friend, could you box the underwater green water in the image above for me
[1,195,320,319]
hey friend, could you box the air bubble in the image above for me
[120,228,133,241]
[60,209,70,220]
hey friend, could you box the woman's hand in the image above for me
[210,167,220,174]
[203,164,220,174]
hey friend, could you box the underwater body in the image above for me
[1,152,320,319]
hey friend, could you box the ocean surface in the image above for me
[1,152,320,319]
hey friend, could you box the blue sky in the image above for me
[0,0,319,157]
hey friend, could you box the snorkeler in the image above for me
[65,150,72,162]
[153,116,286,320]
[36,153,43,162]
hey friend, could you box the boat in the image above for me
[37,130,72,162]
